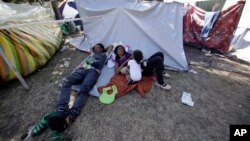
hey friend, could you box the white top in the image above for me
[128,59,142,81]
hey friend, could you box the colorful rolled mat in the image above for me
[0,24,61,83]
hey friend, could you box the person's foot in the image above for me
[162,72,170,78]
[31,112,56,136]
[50,130,65,141]
[49,113,73,141]
[142,61,147,67]
[127,79,137,85]
[47,111,68,133]
[155,81,171,90]
[65,115,74,125]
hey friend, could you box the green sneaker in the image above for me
[50,130,65,141]
[31,112,56,136]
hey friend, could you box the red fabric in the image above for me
[183,1,245,53]
[98,74,154,98]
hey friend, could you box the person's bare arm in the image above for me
[115,56,132,74]
[115,63,120,74]
[106,45,114,55]
[88,46,94,56]
[116,63,127,74]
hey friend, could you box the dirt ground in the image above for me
[0,40,250,141]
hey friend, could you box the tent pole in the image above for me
[0,48,30,90]
[51,0,63,20]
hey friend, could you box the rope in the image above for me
[0,13,118,30]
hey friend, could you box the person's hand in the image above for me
[142,60,147,67]
[106,45,114,54]
[77,64,83,69]
[90,46,94,54]
[108,44,113,48]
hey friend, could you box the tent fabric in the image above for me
[223,0,250,29]
[183,1,245,53]
[0,2,61,83]
[224,0,250,63]
[59,0,83,29]
[230,28,250,63]
[200,11,220,38]
[73,0,188,71]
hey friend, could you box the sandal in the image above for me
[31,112,56,136]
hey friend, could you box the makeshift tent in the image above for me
[71,0,188,71]
[0,1,62,83]
[183,1,245,53]
[223,0,250,63]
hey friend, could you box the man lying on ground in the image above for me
[31,43,113,140]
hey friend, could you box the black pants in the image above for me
[141,52,164,85]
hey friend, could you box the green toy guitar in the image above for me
[99,85,118,104]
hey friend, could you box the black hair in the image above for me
[114,45,127,61]
[133,50,143,64]
[93,43,105,52]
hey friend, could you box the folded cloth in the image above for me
[113,42,129,52]
[200,11,220,38]
[107,42,132,68]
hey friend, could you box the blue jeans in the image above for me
[56,68,99,119]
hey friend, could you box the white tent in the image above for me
[72,0,188,71]
[224,0,250,63]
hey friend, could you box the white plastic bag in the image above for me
[181,92,194,107]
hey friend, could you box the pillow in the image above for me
[107,42,132,68]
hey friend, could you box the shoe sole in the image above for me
[155,82,171,90]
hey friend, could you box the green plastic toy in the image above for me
[99,85,118,104]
